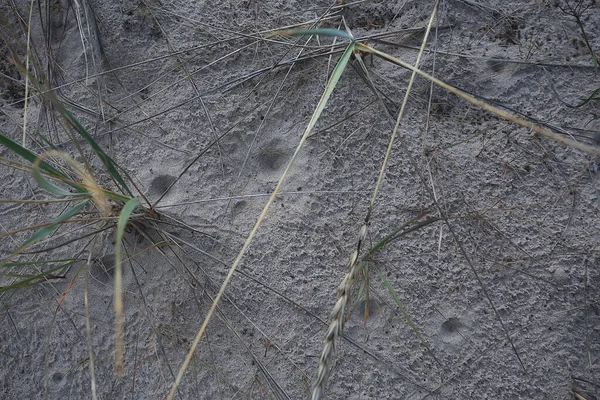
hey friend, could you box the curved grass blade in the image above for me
[167,42,357,400]
[274,28,354,41]
[569,87,600,108]
[0,132,72,183]
[64,110,134,197]
[33,150,116,216]
[114,197,140,374]
[33,163,89,198]
[374,265,427,345]
[0,133,130,203]
[3,65,132,196]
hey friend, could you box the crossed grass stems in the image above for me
[1,1,599,399]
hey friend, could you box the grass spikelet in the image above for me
[312,224,367,400]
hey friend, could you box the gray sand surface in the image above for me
[1,1,599,399]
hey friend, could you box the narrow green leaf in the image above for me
[355,264,367,304]
[0,132,67,181]
[64,111,134,197]
[20,200,89,249]
[305,42,356,135]
[114,197,140,374]
[361,262,371,325]
[0,132,130,203]
[0,258,76,268]
[375,266,427,346]
[33,163,89,197]
[0,261,76,293]
[570,87,600,108]
[0,132,89,194]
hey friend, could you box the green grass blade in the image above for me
[570,87,600,108]
[0,132,129,202]
[355,262,367,305]
[168,42,357,400]
[360,262,371,325]
[348,262,368,320]
[114,197,140,374]
[20,200,90,249]
[0,258,76,268]
[102,191,132,204]
[33,163,89,198]
[274,28,354,41]
[64,110,134,197]
[375,266,427,345]
[1,260,77,293]
[361,216,442,261]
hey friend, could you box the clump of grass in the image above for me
[0,90,145,377]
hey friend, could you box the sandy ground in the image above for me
[1,0,600,399]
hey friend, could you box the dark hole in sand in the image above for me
[257,149,287,171]
[441,317,465,334]
[149,174,176,197]
[90,254,118,284]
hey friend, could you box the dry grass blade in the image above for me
[21,0,34,146]
[311,4,438,399]
[84,248,98,400]
[354,43,600,156]
[167,42,357,400]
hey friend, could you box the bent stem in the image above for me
[354,42,600,156]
